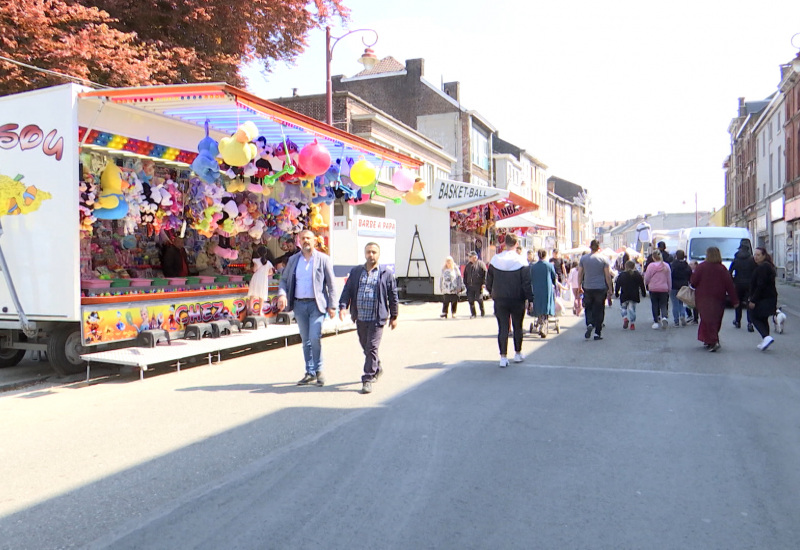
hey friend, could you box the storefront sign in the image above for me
[430,178,503,211]
[771,197,784,221]
[80,293,275,346]
[333,216,348,230]
[785,198,800,221]
[355,215,396,238]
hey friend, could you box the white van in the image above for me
[677,227,753,269]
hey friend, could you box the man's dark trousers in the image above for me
[466,285,484,316]
[493,299,526,355]
[357,320,384,382]
[583,288,607,335]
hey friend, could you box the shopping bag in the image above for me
[676,285,696,309]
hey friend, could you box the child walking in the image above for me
[614,260,646,330]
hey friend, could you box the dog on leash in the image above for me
[773,306,786,334]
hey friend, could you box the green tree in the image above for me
[0,0,348,95]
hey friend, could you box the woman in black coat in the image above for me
[748,247,778,351]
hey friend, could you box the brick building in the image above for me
[780,55,800,280]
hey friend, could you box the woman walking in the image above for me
[669,250,693,327]
[689,247,739,352]
[440,256,464,318]
[644,250,672,330]
[748,247,778,351]
[529,249,557,337]
[729,240,757,331]
[567,260,582,316]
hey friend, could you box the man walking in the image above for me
[578,239,614,340]
[463,251,487,318]
[275,230,337,386]
[486,233,533,367]
[339,242,399,394]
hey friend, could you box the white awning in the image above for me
[494,213,556,230]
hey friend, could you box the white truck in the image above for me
[677,226,753,269]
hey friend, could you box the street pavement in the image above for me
[1,284,800,549]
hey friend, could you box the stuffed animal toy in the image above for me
[225,176,247,193]
[138,159,155,184]
[280,181,306,203]
[212,244,239,260]
[94,163,129,219]
[149,177,173,207]
[190,122,221,184]
[218,121,259,167]
[309,205,327,230]
[403,178,427,205]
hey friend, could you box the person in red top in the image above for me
[689,246,739,352]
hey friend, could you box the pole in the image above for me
[325,26,333,126]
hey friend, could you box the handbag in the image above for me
[676,285,696,308]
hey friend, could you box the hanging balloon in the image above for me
[298,140,332,177]
[391,168,416,192]
[350,158,377,188]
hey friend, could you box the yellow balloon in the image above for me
[350,159,377,187]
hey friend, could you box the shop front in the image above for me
[0,83,421,374]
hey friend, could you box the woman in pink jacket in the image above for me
[644,250,672,329]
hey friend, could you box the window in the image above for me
[470,127,490,171]
[778,146,782,185]
[770,152,774,191]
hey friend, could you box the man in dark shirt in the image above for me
[463,251,488,318]
[549,249,567,283]
[161,236,189,277]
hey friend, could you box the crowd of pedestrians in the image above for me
[273,229,781,394]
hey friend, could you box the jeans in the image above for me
[650,291,669,322]
[293,299,325,374]
[466,286,484,316]
[583,289,607,335]
[620,301,637,323]
[357,321,384,382]
[494,299,526,356]
[669,289,687,324]
[734,284,752,326]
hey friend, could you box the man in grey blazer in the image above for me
[275,230,337,386]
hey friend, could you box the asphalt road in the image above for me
[1,286,800,549]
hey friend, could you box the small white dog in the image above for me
[773,306,786,334]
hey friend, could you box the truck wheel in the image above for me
[0,347,26,368]
[47,325,87,376]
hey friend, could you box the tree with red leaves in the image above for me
[0,0,348,95]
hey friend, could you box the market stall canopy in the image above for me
[562,245,591,255]
[429,178,536,218]
[79,83,423,169]
[493,212,556,230]
[616,246,641,258]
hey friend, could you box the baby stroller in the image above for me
[528,302,560,338]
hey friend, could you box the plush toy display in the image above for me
[218,121,259,167]
[403,178,427,205]
[94,163,129,219]
[190,122,221,183]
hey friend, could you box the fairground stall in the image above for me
[386,178,537,296]
[0,83,421,375]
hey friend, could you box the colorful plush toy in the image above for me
[94,163,129,219]
[190,121,221,183]
[309,204,327,230]
[218,121,259,167]
[404,178,427,205]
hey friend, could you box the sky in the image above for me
[246,0,800,222]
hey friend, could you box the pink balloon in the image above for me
[391,168,416,191]
[298,140,331,177]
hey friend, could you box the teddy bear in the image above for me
[190,123,221,184]
[94,163,129,219]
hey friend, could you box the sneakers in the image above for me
[673,322,680,328]
[708,342,721,352]
[470,314,477,319]
[593,334,603,340]
[440,313,447,318]
[297,373,316,385]
[315,372,325,387]
[733,320,741,328]
[361,380,373,394]
[680,318,687,327]
[499,356,509,368]
[661,318,669,329]
[623,318,629,330]
[652,322,660,330]
[757,336,774,351]
[513,353,524,363]
[585,324,594,339]
[629,323,636,330]
[747,323,754,333]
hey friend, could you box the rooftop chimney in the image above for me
[406,58,424,79]
[443,81,460,102]
[292,88,299,97]
[738,97,746,117]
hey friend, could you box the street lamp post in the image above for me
[325,26,379,126]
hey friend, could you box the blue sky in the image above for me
[246,0,800,221]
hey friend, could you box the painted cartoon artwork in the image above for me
[0,172,52,216]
